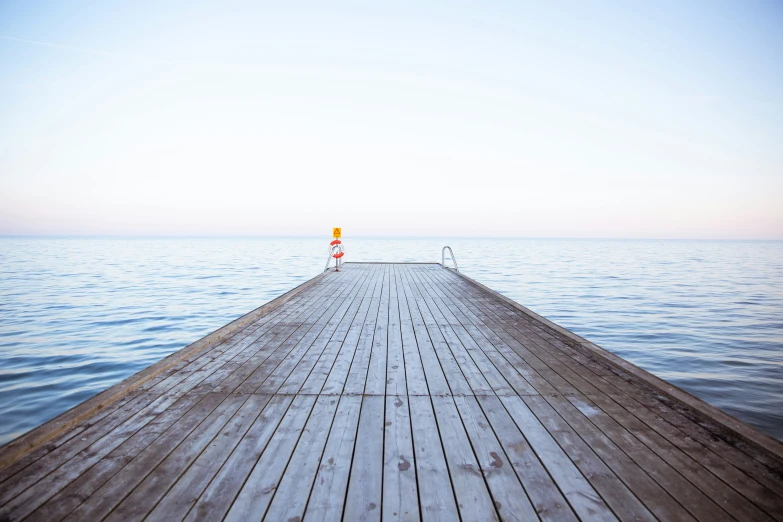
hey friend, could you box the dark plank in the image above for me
[493,307,783,514]
[461,287,749,521]
[406,267,493,396]
[415,267,530,396]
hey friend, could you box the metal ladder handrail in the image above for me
[442,246,459,272]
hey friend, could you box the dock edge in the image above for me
[0,270,332,469]
[449,267,783,465]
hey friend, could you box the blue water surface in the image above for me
[0,237,781,444]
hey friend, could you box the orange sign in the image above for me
[333,228,342,239]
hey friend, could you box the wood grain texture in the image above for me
[1,263,781,522]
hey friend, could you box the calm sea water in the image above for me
[1,237,782,445]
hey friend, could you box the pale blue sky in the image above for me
[1,1,781,238]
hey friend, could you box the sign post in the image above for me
[325,228,345,272]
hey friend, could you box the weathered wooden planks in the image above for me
[1,262,781,522]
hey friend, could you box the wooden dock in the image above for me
[1,262,782,521]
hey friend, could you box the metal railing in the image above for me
[442,246,459,272]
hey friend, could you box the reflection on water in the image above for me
[1,237,781,444]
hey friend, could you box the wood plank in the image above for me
[9,390,211,521]
[453,395,541,521]
[404,271,502,395]
[402,267,475,396]
[183,394,294,521]
[317,265,380,395]
[274,266,371,394]
[0,271,334,479]
[429,269,581,397]
[344,395,384,521]
[522,394,695,521]
[343,292,383,395]
[383,395,419,521]
[396,266,429,397]
[476,395,579,522]
[320,296,374,395]
[223,394,317,521]
[3,263,782,522]
[144,394,273,521]
[5,350,259,518]
[365,264,391,396]
[437,274,722,521]
[498,394,639,521]
[398,268,451,396]
[206,276,350,395]
[62,392,231,521]
[336,265,383,396]
[236,280,362,395]
[430,395,498,521]
[495,311,783,514]
[462,286,758,521]
[567,393,775,521]
[12,279,349,518]
[305,394,363,521]
[103,394,250,521]
[408,395,459,521]
[267,295,358,395]
[0,278,337,508]
[416,267,530,396]
[263,394,341,521]
[385,265,407,396]
[424,269,559,396]
[300,268,376,394]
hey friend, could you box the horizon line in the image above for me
[1,234,782,242]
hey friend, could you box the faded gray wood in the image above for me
[408,395,459,521]
[2,263,782,522]
[263,394,340,521]
[145,393,273,521]
[184,394,294,521]
[430,395,498,521]
[383,395,419,521]
[344,395,384,521]
[453,394,540,521]
[305,394,363,521]
[224,394,316,521]
[476,394,579,522]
